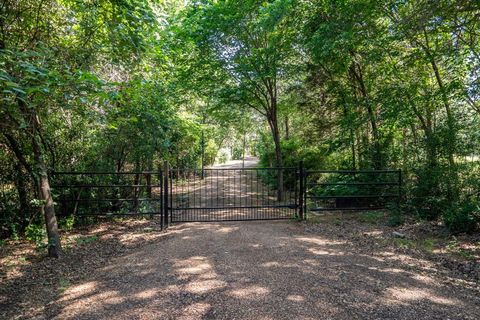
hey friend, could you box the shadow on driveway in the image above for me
[47,221,480,319]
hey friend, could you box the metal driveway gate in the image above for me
[303,169,402,212]
[51,163,402,228]
[51,171,166,227]
[166,167,299,222]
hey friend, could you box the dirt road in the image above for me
[44,219,479,320]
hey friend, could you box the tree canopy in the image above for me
[1,0,479,255]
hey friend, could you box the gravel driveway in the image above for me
[44,158,480,319]
[48,220,479,320]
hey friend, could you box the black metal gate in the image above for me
[166,167,299,222]
[51,171,166,227]
[51,163,402,227]
[303,169,402,212]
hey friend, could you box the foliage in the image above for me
[443,200,480,234]
[25,224,47,248]
[356,211,385,224]
[1,0,480,242]
[75,235,98,246]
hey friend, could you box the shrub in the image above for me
[25,223,47,248]
[386,204,405,227]
[59,216,75,231]
[410,167,450,220]
[414,195,449,220]
[443,200,479,234]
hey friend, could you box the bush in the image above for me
[414,195,449,220]
[25,223,47,248]
[443,200,479,234]
[386,203,405,227]
[410,167,451,220]
[59,216,75,231]
[257,135,325,169]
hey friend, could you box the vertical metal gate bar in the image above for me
[298,161,304,220]
[159,170,163,229]
[163,161,169,228]
[169,170,173,223]
[193,169,197,221]
[304,170,307,219]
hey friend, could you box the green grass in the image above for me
[456,249,476,260]
[58,277,70,293]
[75,235,98,246]
[306,213,343,225]
[356,211,385,224]
[392,238,415,249]
[422,238,437,252]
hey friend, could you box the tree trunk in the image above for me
[14,163,31,232]
[133,160,141,213]
[284,116,289,140]
[242,132,246,168]
[268,113,284,201]
[422,28,456,169]
[3,133,38,186]
[421,28,458,199]
[32,134,62,258]
[349,59,382,169]
[145,159,153,199]
[351,130,356,170]
[341,101,356,170]
[145,172,152,199]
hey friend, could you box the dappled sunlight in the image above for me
[185,279,227,294]
[94,290,125,304]
[411,274,436,284]
[287,294,305,302]
[382,253,439,272]
[178,302,212,320]
[261,261,282,267]
[216,226,240,234]
[59,281,98,302]
[133,288,159,299]
[117,232,162,245]
[308,247,346,256]
[381,267,409,274]
[228,285,270,298]
[302,258,322,267]
[57,285,126,318]
[33,221,479,319]
[385,286,462,306]
[362,230,384,237]
[376,251,396,257]
[295,236,346,246]
[174,256,227,294]
[177,262,212,275]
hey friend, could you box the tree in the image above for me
[177,0,299,199]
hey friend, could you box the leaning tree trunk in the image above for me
[32,134,62,258]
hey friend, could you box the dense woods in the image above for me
[1,0,479,256]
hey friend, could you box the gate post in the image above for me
[298,161,305,220]
[163,161,169,228]
[159,170,164,230]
